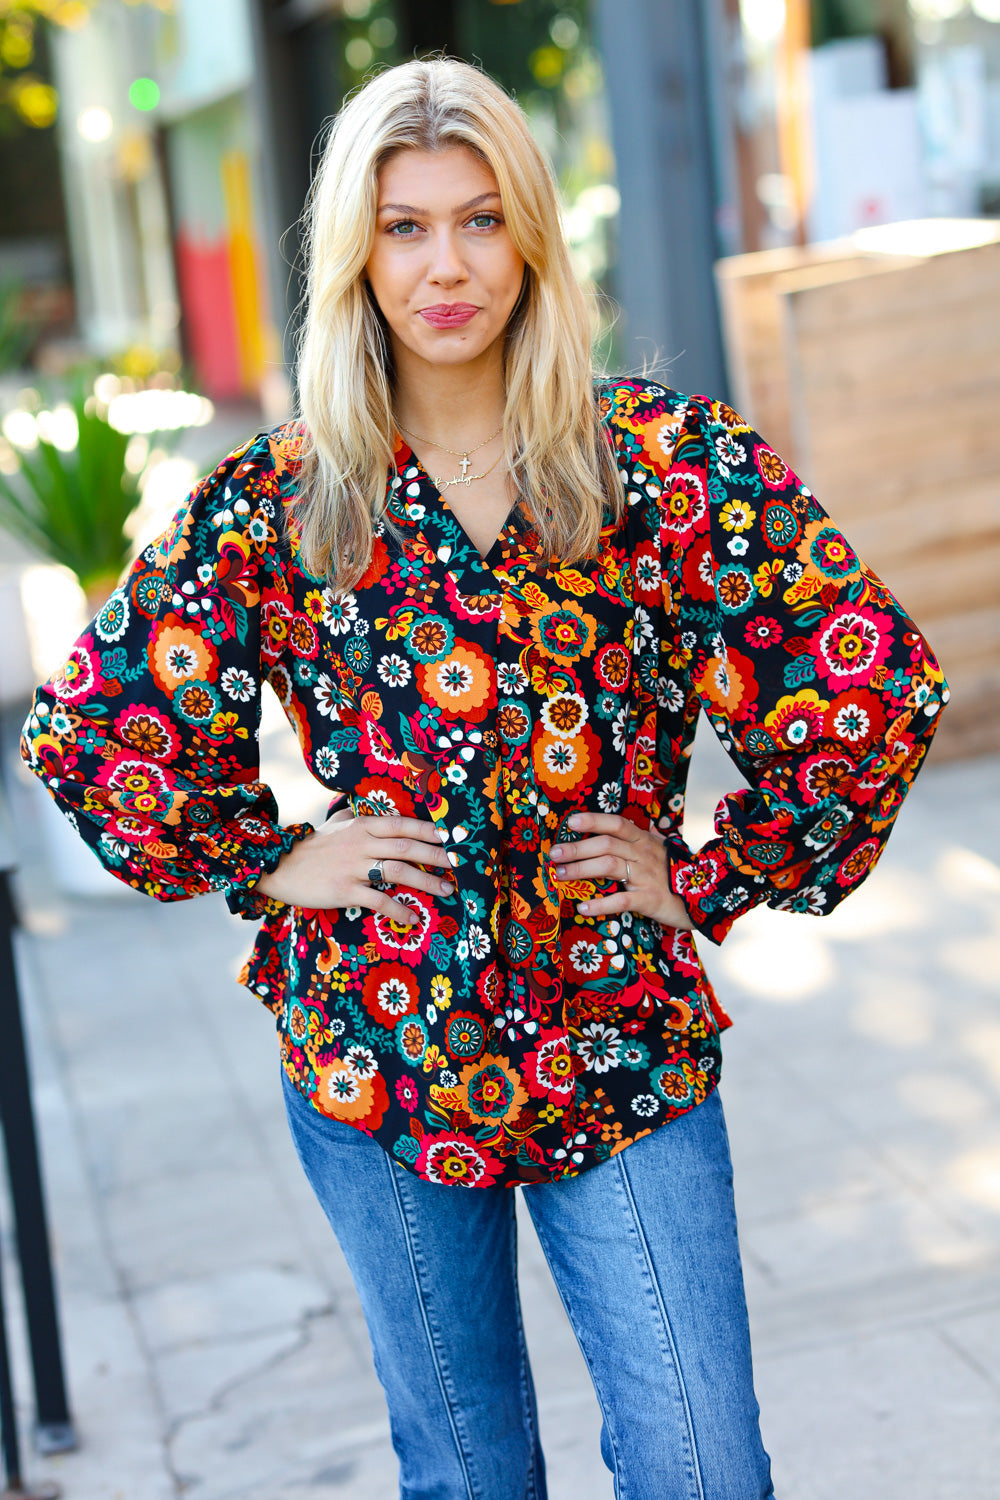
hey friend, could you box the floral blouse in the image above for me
[21,381,948,1188]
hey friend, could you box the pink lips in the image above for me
[419,303,479,329]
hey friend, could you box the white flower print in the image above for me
[315,746,340,780]
[377,653,411,687]
[468,925,491,959]
[314,674,341,719]
[320,589,359,635]
[657,677,684,713]
[498,663,529,695]
[221,667,254,702]
[576,1022,622,1074]
[597,781,622,813]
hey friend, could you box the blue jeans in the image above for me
[282,1072,773,1500]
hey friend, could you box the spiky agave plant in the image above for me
[0,386,141,605]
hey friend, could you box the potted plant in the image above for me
[0,376,201,895]
[0,382,143,614]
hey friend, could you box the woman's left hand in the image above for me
[548,812,694,930]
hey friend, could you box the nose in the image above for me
[427,227,468,287]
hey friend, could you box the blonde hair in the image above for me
[294,57,623,589]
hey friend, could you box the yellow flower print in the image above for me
[430,975,452,1010]
[719,499,756,533]
[303,589,325,622]
[753,559,784,597]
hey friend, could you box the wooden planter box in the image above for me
[716,223,1000,761]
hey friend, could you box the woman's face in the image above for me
[365,145,526,374]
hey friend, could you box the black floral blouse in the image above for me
[21,382,948,1188]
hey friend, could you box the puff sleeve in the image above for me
[20,433,312,903]
[654,395,948,944]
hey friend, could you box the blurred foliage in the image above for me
[462,0,591,101]
[810,0,878,44]
[0,0,172,135]
[0,383,141,590]
[0,279,41,370]
[339,0,401,86]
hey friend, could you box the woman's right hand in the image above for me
[256,808,455,924]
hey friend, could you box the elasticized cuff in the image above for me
[225,821,313,920]
[662,832,767,946]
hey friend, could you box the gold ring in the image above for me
[624,859,631,887]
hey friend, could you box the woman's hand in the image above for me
[548,812,694,931]
[256,808,455,925]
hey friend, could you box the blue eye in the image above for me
[470,213,499,229]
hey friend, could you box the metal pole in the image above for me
[0,1243,23,1491]
[0,793,75,1458]
[594,0,733,398]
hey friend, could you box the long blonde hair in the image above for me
[294,57,622,590]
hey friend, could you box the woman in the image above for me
[22,59,947,1500]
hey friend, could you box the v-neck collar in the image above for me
[391,434,532,574]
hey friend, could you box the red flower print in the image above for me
[363,891,440,967]
[744,616,783,649]
[813,607,894,687]
[362,962,419,1027]
[523,1028,576,1100]
[660,470,707,538]
[52,640,103,703]
[796,753,855,805]
[415,1131,502,1187]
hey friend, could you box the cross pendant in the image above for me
[459,453,471,480]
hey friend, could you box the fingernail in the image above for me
[550,845,563,857]
[440,879,452,893]
[568,815,582,828]
[579,901,589,912]
[556,865,566,878]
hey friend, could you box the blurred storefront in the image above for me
[4,1,1000,403]
[735,0,1000,247]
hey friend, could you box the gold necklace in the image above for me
[430,448,507,492]
[399,419,503,484]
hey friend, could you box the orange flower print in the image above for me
[530,600,599,661]
[148,623,216,694]
[695,647,758,722]
[755,443,791,489]
[417,641,494,721]
[458,1052,528,1125]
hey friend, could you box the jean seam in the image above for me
[526,1206,624,1499]
[384,1157,477,1500]
[509,1207,544,1500]
[617,1151,706,1500]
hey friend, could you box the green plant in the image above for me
[0,386,140,596]
[0,279,39,372]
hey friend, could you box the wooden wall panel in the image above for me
[716,230,1000,761]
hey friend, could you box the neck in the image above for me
[392,337,506,449]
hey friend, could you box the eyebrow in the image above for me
[377,191,501,216]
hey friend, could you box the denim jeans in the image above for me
[282,1071,773,1500]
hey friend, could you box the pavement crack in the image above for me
[163,1303,326,1486]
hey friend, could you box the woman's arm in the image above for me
[655,393,947,943]
[20,435,309,903]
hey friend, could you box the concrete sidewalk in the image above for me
[3,703,1000,1500]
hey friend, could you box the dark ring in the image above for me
[367,859,385,886]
